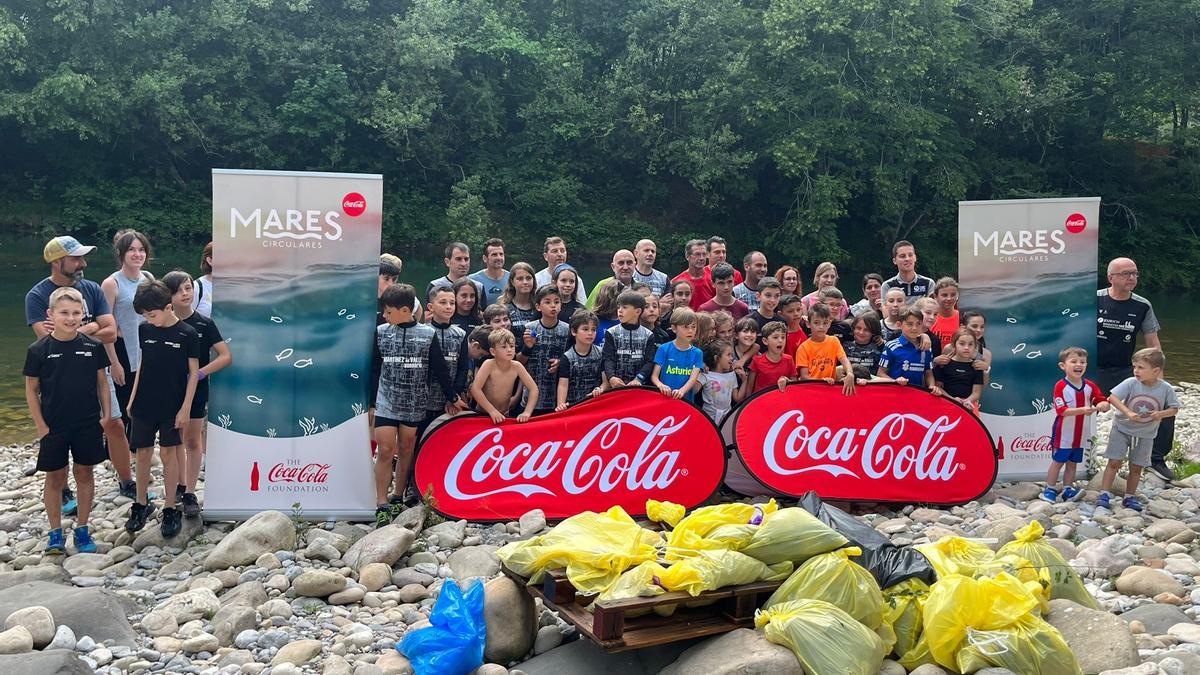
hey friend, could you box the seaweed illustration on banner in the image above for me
[299,417,319,436]
[1032,398,1050,414]
[351,403,365,415]
[218,414,232,429]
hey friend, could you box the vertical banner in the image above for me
[207,169,382,519]
[959,198,1100,481]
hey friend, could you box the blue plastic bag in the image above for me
[399,579,487,675]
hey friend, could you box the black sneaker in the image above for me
[181,492,201,518]
[161,507,182,538]
[175,484,186,502]
[374,505,392,529]
[119,480,137,500]
[125,502,150,532]
[1148,460,1176,482]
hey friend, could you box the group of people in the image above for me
[23,234,226,550]
[20,226,1180,547]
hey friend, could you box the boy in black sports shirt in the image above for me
[125,281,200,538]
[423,287,471,435]
[520,285,572,415]
[557,310,606,410]
[603,291,656,388]
[24,287,111,555]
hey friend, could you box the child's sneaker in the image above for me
[125,502,150,532]
[73,525,97,553]
[1039,486,1059,503]
[1096,492,1111,510]
[374,505,391,529]
[45,528,66,555]
[1121,495,1144,512]
[62,487,77,516]
[118,480,137,500]
[181,492,201,518]
[1061,486,1084,502]
[161,507,182,538]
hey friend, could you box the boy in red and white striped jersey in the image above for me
[1042,346,1110,503]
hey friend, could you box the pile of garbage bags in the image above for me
[496,496,1087,675]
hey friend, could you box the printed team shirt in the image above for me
[844,341,882,375]
[373,321,452,424]
[1110,377,1181,439]
[652,341,704,402]
[878,335,932,382]
[23,334,110,429]
[732,283,761,311]
[1096,289,1161,371]
[632,268,669,297]
[881,273,934,302]
[794,335,846,380]
[521,320,572,412]
[132,320,202,421]
[602,323,655,383]
[427,322,469,414]
[558,345,605,405]
[1051,378,1107,449]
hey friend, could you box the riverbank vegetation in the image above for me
[1,0,1197,288]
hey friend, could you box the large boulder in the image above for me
[659,628,802,675]
[204,511,296,570]
[0,567,67,591]
[1115,566,1186,598]
[153,588,221,623]
[1072,535,1136,578]
[1044,599,1139,674]
[271,639,323,666]
[3,606,54,649]
[448,546,501,581]
[483,576,536,663]
[212,605,256,648]
[293,570,347,598]
[133,515,205,552]
[0,582,137,647]
[342,525,415,571]
[0,626,30,654]
[0,650,92,674]
[1119,604,1192,635]
[219,581,267,610]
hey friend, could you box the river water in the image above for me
[2,236,1197,444]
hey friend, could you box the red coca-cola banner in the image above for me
[728,383,997,504]
[413,387,726,521]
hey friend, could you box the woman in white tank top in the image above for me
[192,241,213,317]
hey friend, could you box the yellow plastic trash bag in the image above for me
[764,547,888,646]
[955,614,1081,675]
[922,572,1041,670]
[665,500,778,560]
[497,506,662,594]
[738,508,849,565]
[976,552,1052,614]
[645,500,685,528]
[658,549,792,596]
[998,520,1099,609]
[591,561,669,617]
[916,535,995,577]
[883,578,934,669]
[755,599,886,675]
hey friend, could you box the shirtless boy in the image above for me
[470,329,539,423]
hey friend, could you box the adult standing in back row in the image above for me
[882,240,934,302]
[1095,257,1172,480]
[535,236,587,304]
[469,238,508,307]
[673,239,714,310]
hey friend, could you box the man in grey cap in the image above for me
[26,236,138,503]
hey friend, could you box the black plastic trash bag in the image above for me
[796,491,936,588]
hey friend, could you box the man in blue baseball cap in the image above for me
[27,236,138,510]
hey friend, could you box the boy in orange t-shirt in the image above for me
[796,303,859,396]
[930,277,960,346]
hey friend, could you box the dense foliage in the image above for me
[1,0,1197,286]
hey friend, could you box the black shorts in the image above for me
[374,415,418,429]
[189,392,209,420]
[130,416,183,450]
[38,421,106,472]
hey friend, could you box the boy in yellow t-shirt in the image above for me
[796,303,859,396]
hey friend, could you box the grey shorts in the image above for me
[1105,428,1153,467]
[106,369,122,420]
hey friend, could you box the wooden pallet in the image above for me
[502,565,783,652]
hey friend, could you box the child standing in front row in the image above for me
[603,291,656,388]
[795,303,857,396]
[652,308,704,401]
[557,311,606,410]
[877,307,941,395]
[748,321,794,393]
[24,287,110,554]
[1042,346,1108,504]
[125,281,201,538]
[697,339,749,424]
[733,317,760,371]
[520,286,571,415]
[372,284,458,527]
[934,328,985,414]
[471,329,538,422]
[1098,348,1180,512]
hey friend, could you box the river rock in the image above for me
[1044,599,1139,673]
[0,625,31,654]
[154,587,221,622]
[483,576,535,663]
[62,553,114,577]
[1168,622,1200,644]
[329,587,365,605]
[519,510,547,537]
[375,650,414,674]
[1119,603,1191,634]
[3,606,53,649]
[533,625,562,655]
[359,563,392,592]
[219,580,268,609]
[392,568,434,588]
[0,582,138,647]
[203,510,296,570]
[0,567,67,591]
[212,604,256,647]
[293,570,347,597]
[1115,566,1186,598]
[47,624,76,650]
[182,631,219,653]
[449,546,500,581]
[305,538,342,562]
[140,608,177,637]
[271,638,324,666]
[1144,519,1191,541]
[132,514,204,552]
[342,525,416,571]
[1073,535,1136,577]
[0,650,92,674]
[424,521,466,549]
[659,627,804,675]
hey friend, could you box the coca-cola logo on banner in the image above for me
[729,383,996,504]
[249,461,332,493]
[413,387,726,521]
